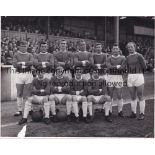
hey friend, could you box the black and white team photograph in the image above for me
[0,16,154,137]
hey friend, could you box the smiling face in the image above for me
[127,42,136,54]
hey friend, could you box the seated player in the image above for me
[18,71,51,125]
[33,42,54,79]
[74,40,94,80]
[70,67,88,123]
[13,41,33,116]
[49,66,72,122]
[87,68,112,122]
[126,42,147,120]
[92,43,107,76]
[53,39,73,78]
[106,43,126,117]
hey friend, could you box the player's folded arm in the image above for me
[119,57,127,70]
[88,86,100,96]
[31,89,41,96]
[50,86,59,94]
[106,57,117,69]
[43,83,51,96]
[25,54,34,67]
[79,90,87,96]
[61,85,70,94]
[12,55,22,68]
[74,56,83,67]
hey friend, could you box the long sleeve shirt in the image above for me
[106,55,126,75]
[33,52,54,72]
[50,76,70,94]
[53,51,73,69]
[87,78,107,96]
[13,51,33,72]
[126,52,146,74]
[70,77,87,96]
[31,78,50,96]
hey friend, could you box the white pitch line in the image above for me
[17,125,27,138]
[1,122,18,128]
[1,95,154,129]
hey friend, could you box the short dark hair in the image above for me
[60,39,67,43]
[19,41,27,47]
[95,43,102,47]
[40,42,47,46]
[112,43,119,48]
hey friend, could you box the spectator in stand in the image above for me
[2,45,14,65]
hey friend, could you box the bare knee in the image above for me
[72,95,77,102]
[42,96,48,103]
[49,95,55,101]
[81,96,87,102]
[67,95,72,101]
[27,96,33,103]
[87,95,93,102]
[105,95,111,102]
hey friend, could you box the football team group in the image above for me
[12,39,147,125]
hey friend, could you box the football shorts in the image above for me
[106,75,123,88]
[54,94,66,102]
[16,72,33,84]
[127,74,144,87]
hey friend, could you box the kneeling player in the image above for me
[70,67,88,123]
[87,69,112,122]
[18,71,51,125]
[49,66,72,122]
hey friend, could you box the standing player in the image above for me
[33,42,54,79]
[74,40,94,80]
[87,68,112,122]
[106,44,126,117]
[92,43,107,76]
[70,67,88,123]
[126,42,146,120]
[13,42,33,116]
[49,66,72,122]
[53,39,73,78]
[18,71,51,125]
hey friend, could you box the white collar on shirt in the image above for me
[111,54,120,58]
[37,77,45,81]
[129,52,137,55]
[40,52,48,54]
[56,75,64,79]
[18,51,28,54]
[75,76,83,81]
[95,52,102,55]
[79,50,87,53]
[92,76,100,81]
